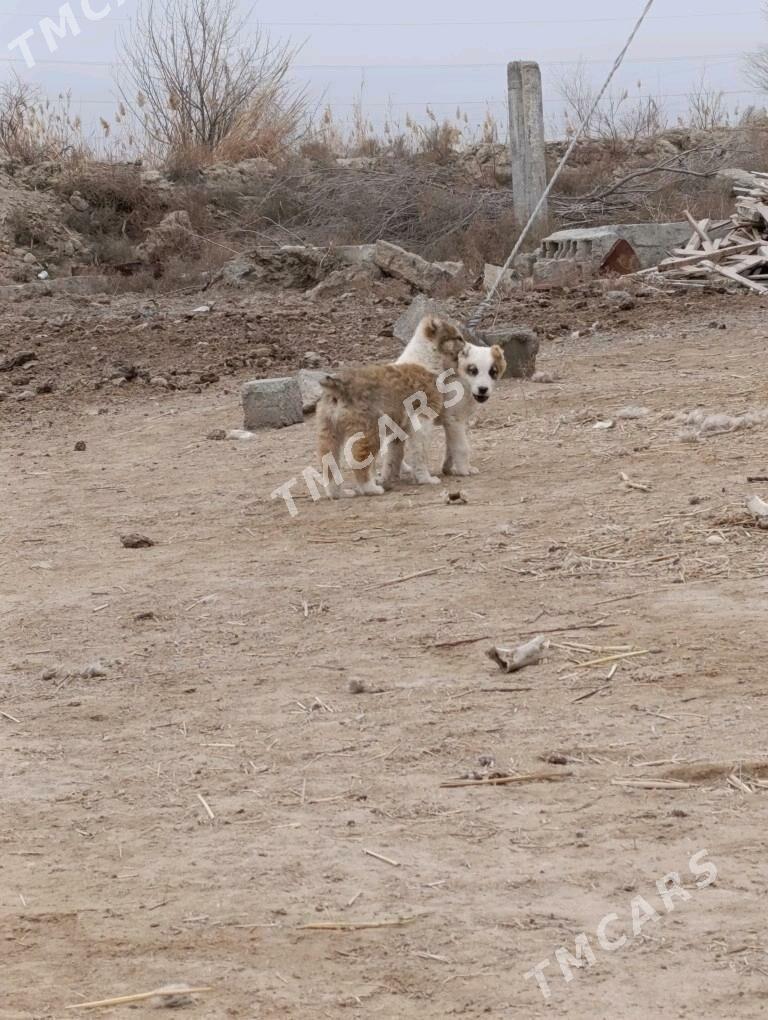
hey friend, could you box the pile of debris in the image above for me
[649,172,768,294]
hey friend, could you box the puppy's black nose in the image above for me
[477,386,489,396]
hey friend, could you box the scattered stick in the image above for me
[67,986,213,1010]
[197,793,215,821]
[477,687,534,694]
[429,634,491,649]
[572,684,612,704]
[612,779,692,790]
[363,849,401,868]
[0,710,21,723]
[300,916,421,932]
[728,774,755,795]
[440,770,572,790]
[365,567,446,591]
[566,650,649,671]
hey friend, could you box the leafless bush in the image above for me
[0,77,90,163]
[553,145,729,225]
[746,1,768,93]
[685,74,731,131]
[117,0,307,171]
[557,63,666,153]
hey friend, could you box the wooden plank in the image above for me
[702,260,768,294]
[684,211,714,251]
[726,255,768,274]
[655,241,760,272]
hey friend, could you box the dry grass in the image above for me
[0,78,92,164]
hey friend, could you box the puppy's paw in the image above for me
[415,473,441,486]
[399,461,417,481]
[443,465,476,478]
[358,482,386,497]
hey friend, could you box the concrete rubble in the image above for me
[242,377,304,431]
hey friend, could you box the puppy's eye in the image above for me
[490,368,498,379]
[468,366,479,376]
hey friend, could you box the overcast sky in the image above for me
[3,0,766,143]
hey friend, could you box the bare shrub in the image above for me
[746,2,768,93]
[685,74,731,131]
[117,0,306,171]
[557,63,666,153]
[0,77,90,163]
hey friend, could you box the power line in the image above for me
[66,89,766,108]
[0,51,748,70]
[0,9,761,25]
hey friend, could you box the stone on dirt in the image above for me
[297,369,331,414]
[243,377,304,430]
[476,327,540,380]
[393,295,443,344]
[606,290,636,311]
[374,240,464,294]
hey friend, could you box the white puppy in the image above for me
[397,318,507,480]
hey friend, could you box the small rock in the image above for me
[12,389,34,401]
[606,290,636,311]
[616,406,650,421]
[226,430,256,441]
[547,754,570,766]
[69,192,90,212]
[36,381,55,395]
[301,351,323,370]
[445,490,468,505]
[39,667,59,681]
[121,533,156,549]
[348,679,367,695]
[81,662,107,679]
[0,350,36,372]
[74,441,87,452]
[23,252,37,265]
[150,376,169,388]
[706,535,725,546]
[198,372,220,385]
[297,369,330,414]
[207,429,227,441]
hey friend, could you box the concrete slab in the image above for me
[243,377,304,430]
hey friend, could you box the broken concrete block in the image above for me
[476,327,539,380]
[532,258,591,289]
[297,369,330,414]
[306,264,381,300]
[539,222,708,271]
[335,244,378,266]
[393,295,443,344]
[242,377,303,430]
[484,263,520,297]
[375,240,460,293]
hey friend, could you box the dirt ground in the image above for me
[4,281,768,1019]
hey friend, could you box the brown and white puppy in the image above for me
[316,317,465,499]
[398,319,507,480]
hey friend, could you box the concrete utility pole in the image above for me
[507,61,549,240]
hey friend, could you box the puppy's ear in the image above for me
[421,315,440,341]
[491,345,507,379]
[320,373,345,394]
